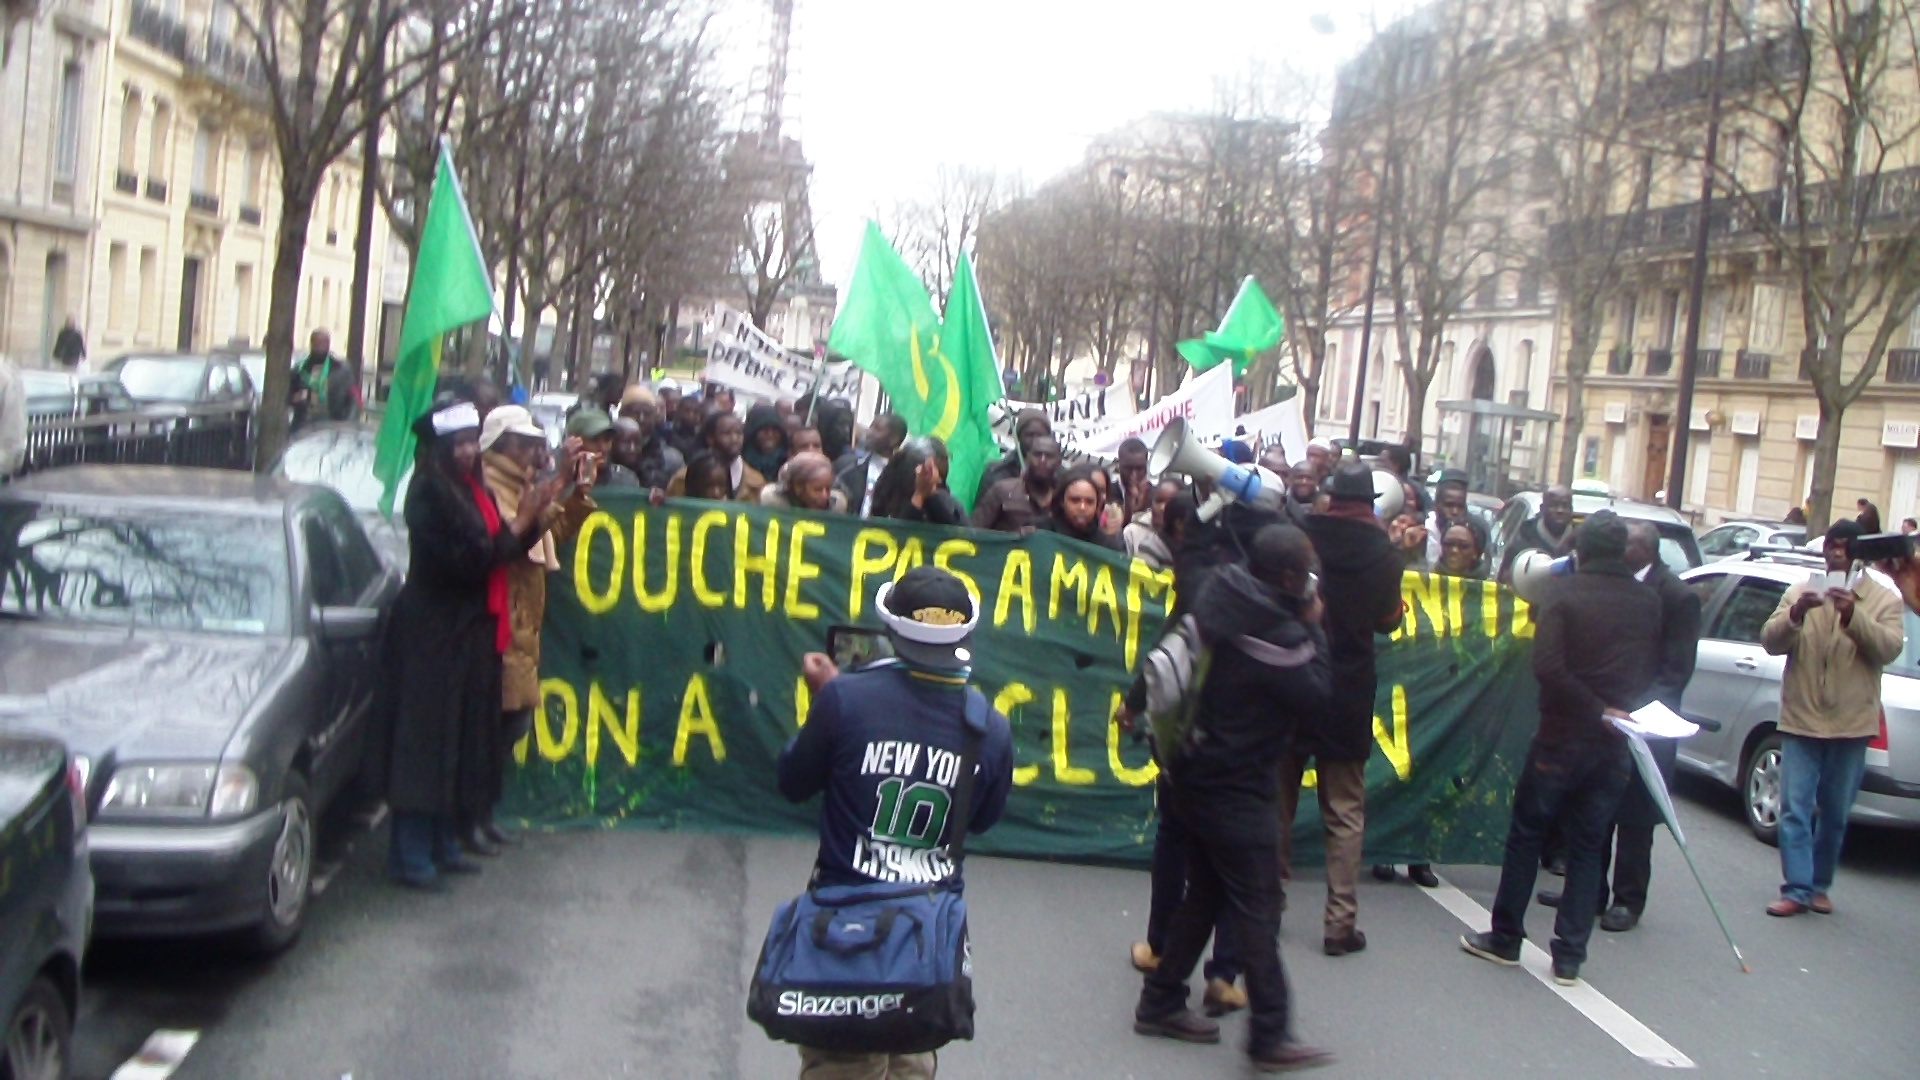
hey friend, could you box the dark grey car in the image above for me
[0,732,91,1080]
[0,467,398,953]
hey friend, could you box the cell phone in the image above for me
[827,625,893,670]
[576,452,597,484]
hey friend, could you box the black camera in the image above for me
[1848,532,1915,564]
[826,625,894,670]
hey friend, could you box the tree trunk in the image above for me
[1806,391,1844,533]
[1555,300,1603,487]
[256,189,316,472]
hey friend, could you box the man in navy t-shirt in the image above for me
[777,566,1015,1078]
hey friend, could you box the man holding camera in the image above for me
[779,566,1015,1079]
[1759,520,1904,917]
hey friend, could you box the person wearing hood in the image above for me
[368,399,563,891]
[477,406,595,853]
[1133,524,1335,1072]
[742,403,791,482]
[666,410,766,502]
[1036,463,1125,551]
[1282,460,1409,957]
[976,409,1054,504]
[759,451,847,512]
[1499,484,1576,582]
[871,436,967,526]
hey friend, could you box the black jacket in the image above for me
[887,489,967,527]
[1300,514,1406,761]
[1034,514,1125,551]
[1645,561,1702,711]
[1499,513,1576,581]
[974,450,1023,505]
[1172,564,1331,836]
[1531,558,1662,748]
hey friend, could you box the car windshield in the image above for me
[0,503,288,634]
[277,428,404,514]
[112,357,205,402]
[1889,610,1920,680]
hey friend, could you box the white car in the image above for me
[1676,552,1920,843]
[1697,520,1807,561]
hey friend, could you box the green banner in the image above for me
[503,493,1541,866]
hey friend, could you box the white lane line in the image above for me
[109,1029,201,1080]
[1425,876,1696,1069]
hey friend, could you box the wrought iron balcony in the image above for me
[144,178,167,202]
[1606,346,1634,375]
[1697,349,1722,378]
[1735,350,1774,379]
[1646,348,1674,376]
[128,0,188,61]
[113,169,138,195]
[1888,349,1920,385]
[189,190,220,215]
[239,205,262,226]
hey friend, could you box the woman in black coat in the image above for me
[371,400,560,890]
[1035,463,1125,551]
[871,437,967,527]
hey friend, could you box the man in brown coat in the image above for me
[477,405,596,853]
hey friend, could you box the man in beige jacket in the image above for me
[1760,519,1904,917]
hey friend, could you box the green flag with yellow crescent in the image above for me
[1178,275,1284,376]
[830,222,1001,509]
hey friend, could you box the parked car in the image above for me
[1698,520,1806,561]
[1489,487,1704,575]
[528,391,576,453]
[0,732,91,1080]
[272,423,410,574]
[103,352,256,410]
[0,466,400,952]
[1676,551,1920,843]
[20,369,142,419]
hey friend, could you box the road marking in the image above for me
[109,1029,200,1080]
[1425,876,1696,1069]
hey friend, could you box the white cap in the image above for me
[430,402,481,436]
[478,404,543,450]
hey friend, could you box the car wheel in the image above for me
[4,975,71,1080]
[1745,733,1784,846]
[241,773,314,955]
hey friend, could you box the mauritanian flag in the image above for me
[936,250,1006,510]
[373,141,494,516]
[1178,276,1284,376]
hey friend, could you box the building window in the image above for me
[234,264,254,343]
[191,122,219,195]
[148,101,173,197]
[1750,283,1785,351]
[138,247,159,340]
[53,54,85,186]
[241,142,264,212]
[108,243,129,332]
[117,89,142,175]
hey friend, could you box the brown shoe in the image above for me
[1809,893,1834,914]
[1766,897,1808,917]
[1130,941,1161,973]
[1323,930,1367,957]
[1251,1041,1335,1072]
[1202,977,1248,1017]
[1133,1007,1221,1043]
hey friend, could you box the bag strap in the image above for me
[944,690,988,873]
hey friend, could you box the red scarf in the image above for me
[464,473,513,654]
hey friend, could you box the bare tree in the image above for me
[888,166,1006,305]
[1708,0,1920,527]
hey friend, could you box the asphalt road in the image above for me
[73,773,1919,1080]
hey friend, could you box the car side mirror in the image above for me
[315,606,381,642]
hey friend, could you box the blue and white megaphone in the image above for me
[1150,417,1282,521]
[1511,549,1576,603]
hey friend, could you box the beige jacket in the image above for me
[1761,575,1905,738]
[483,452,595,711]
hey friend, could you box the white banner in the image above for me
[815,360,865,403]
[702,305,821,401]
[1234,397,1311,466]
[1076,363,1236,457]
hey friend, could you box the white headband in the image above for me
[873,581,979,644]
[431,402,481,435]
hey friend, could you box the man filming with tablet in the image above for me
[1759,520,1904,918]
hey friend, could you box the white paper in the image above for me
[1612,701,1700,740]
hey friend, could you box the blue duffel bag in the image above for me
[748,694,986,1054]
[747,880,974,1053]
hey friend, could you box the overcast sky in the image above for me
[714,0,1409,285]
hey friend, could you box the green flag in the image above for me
[936,251,1005,511]
[373,141,494,515]
[826,222,944,422]
[1179,276,1284,376]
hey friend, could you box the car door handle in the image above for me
[1734,658,1758,671]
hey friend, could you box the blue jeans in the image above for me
[389,812,462,880]
[1489,739,1631,968]
[1778,734,1870,904]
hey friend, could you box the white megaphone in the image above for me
[1150,417,1284,521]
[1370,467,1406,520]
[1510,549,1575,604]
